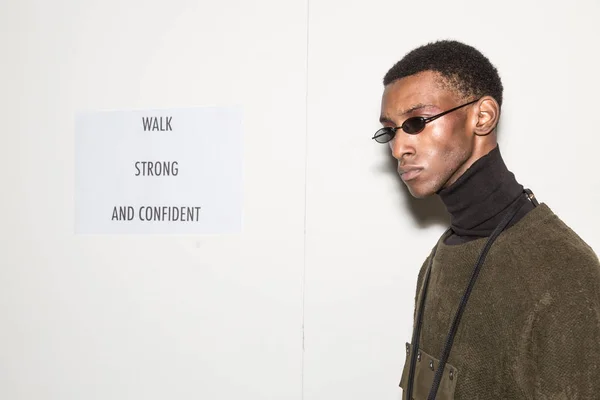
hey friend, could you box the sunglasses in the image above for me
[372,98,480,143]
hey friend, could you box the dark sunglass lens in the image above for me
[402,117,426,134]
[374,128,394,143]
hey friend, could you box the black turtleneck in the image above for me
[437,146,535,245]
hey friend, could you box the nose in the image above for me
[388,132,416,161]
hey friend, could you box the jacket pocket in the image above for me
[399,342,459,400]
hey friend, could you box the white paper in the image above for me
[75,106,243,234]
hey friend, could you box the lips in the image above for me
[399,166,423,181]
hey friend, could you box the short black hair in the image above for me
[383,40,503,106]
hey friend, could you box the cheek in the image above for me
[421,120,471,177]
[422,122,464,163]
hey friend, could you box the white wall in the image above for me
[2,0,307,399]
[2,0,599,399]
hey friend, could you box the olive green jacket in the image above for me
[400,203,600,399]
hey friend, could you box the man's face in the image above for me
[380,71,476,198]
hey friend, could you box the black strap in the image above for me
[524,188,539,207]
[405,190,535,400]
[406,240,443,399]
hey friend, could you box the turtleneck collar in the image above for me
[437,145,532,242]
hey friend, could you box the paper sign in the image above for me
[75,107,243,234]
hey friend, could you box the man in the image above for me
[373,40,600,399]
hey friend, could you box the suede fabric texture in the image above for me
[408,203,600,399]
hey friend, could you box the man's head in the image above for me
[379,40,503,198]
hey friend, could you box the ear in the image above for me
[472,96,500,136]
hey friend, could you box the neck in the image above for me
[437,145,530,241]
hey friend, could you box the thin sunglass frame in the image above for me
[372,98,481,143]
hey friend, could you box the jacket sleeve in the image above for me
[531,289,600,399]
[413,256,430,323]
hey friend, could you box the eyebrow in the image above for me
[379,103,435,124]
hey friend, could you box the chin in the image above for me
[406,184,437,199]
[401,169,442,199]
